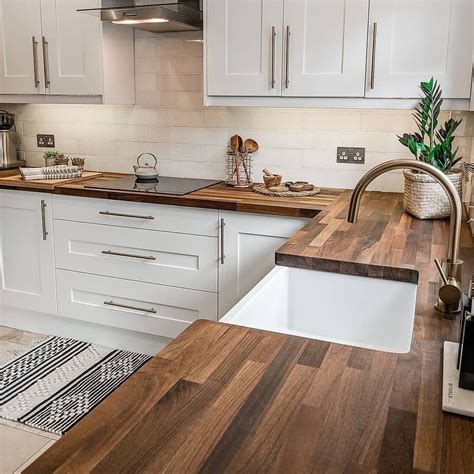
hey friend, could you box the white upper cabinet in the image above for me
[0,0,44,94]
[205,0,473,105]
[367,0,472,99]
[39,0,102,96]
[206,0,284,96]
[0,0,135,103]
[283,0,369,97]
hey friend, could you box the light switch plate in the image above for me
[337,147,365,164]
[37,134,55,148]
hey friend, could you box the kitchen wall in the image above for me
[3,31,474,192]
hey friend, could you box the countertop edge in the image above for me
[275,251,420,285]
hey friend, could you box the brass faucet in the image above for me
[347,159,463,314]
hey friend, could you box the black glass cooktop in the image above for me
[85,176,221,195]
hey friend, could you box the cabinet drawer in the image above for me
[52,195,218,237]
[56,270,217,339]
[54,220,218,292]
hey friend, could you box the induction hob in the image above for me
[85,176,221,195]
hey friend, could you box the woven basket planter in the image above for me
[403,168,463,219]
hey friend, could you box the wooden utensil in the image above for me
[244,138,259,154]
[230,135,243,185]
[230,134,240,154]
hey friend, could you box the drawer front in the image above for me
[56,270,217,339]
[52,195,218,237]
[54,220,218,292]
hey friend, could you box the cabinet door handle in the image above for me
[42,36,50,87]
[32,36,40,87]
[271,26,276,89]
[220,218,225,264]
[99,211,155,220]
[285,25,291,89]
[104,300,157,314]
[370,22,377,90]
[101,250,156,260]
[41,200,48,240]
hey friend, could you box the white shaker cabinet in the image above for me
[206,0,284,96]
[218,211,308,317]
[0,191,57,315]
[0,0,134,103]
[39,0,102,96]
[283,0,369,97]
[0,0,44,95]
[367,0,472,99]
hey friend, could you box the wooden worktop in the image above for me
[0,172,341,218]
[5,170,474,471]
[276,190,467,284]
[26,194,474,473]
[26,292,474,473]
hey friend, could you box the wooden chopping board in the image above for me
[0,171,103,189]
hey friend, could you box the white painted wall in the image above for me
[2,31,473,192]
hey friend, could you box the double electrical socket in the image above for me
[37,134,55,148]
[337,147,365,164]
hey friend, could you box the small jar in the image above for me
[71,157,85,170]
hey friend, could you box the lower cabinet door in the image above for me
[54,220,218,292]
[218,212,308,318]
[0,190,57,314]
[56,270,217,339]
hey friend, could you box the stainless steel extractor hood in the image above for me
[78,0,202,32]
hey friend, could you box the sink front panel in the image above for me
[221,266,417,353]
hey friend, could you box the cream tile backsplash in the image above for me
[3,31,473,192]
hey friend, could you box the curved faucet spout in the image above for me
[347,159,462,265]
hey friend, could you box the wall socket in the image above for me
[337,147,365,164]
[37,134,55,148]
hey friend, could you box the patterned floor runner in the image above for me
[0,336,151,435]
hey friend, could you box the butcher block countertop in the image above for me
[0,171,341,218]
[276,190,457,284]
[26,194,474,473]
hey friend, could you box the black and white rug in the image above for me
[0,336,151,435]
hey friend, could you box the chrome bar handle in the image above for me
[101,250,156,260]
[41,200,48,240]
[220,218,225,264]
[285,25,291,89]
[32,36,40,87]
[42,36,50,87]
[104,300,157,314]
[370,22,377,90]
[271,26,276,89]
[99,211,154,220]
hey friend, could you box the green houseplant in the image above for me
[398,78,463,219]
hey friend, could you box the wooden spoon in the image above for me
[230,134,243,184]
[244,138,259,154]
[230,135,240,154]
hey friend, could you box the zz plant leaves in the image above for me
[398,78,462,173]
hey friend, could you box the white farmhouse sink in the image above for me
[221,266,418,353]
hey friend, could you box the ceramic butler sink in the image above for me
[221,266,418,353]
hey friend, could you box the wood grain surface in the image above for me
[25,195,474,473]
[0,171,102,189]
[277,190,473,284]
[5,172,473,472]
[0,172,341,218]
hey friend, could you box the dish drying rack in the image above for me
[226,149,253,187]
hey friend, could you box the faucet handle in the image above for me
[434,258,462,306]
[434,258,449,285]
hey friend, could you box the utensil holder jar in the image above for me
[226,150,253,187]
